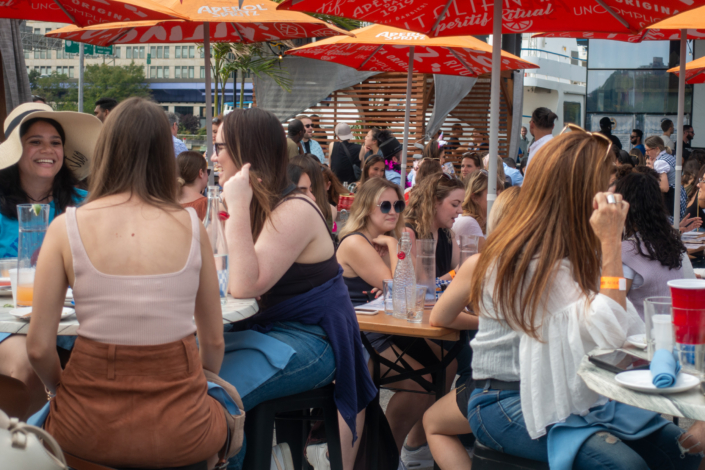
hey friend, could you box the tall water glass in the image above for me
[204,187,229,305]
[458,235,480,267]
[383,280,394,315]
[16,204,49,307]
[406,286,426,323]
[644,297,673,360]
[415,239,436,306]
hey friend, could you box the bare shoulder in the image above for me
[274,196,324,221]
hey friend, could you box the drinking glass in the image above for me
[383,280,394,315]
[406,286,427,323]
[644,296,673,360]
[668,280,705,377]
[0,258,15,288]
[16,204,49,307]
[458,235,479,267]
[415,239,436,306]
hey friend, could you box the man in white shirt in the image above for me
[297,114,326,163]
[659,118,675,153]
[525,107,557,172]
[167,112,188,157]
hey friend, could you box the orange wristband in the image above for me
[449,269,456,279]
[600,276,626,291]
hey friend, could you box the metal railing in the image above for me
[521,48,587,67]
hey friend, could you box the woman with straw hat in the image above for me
[0,102,101,414]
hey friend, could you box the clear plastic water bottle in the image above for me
[393,232,416,319]
[203,186,229,305]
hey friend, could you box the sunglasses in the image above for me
[304,124,313,128]
[560,123,613,162]
[377,200,405,214]
[214,142,226,155]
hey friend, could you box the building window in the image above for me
[45,28,51,34]
[175,66,181,79]
[24,50,29,59]
[157,66,163,78]
[69,66,74,78]
[150,46,156,58]
[47,67,51,74]
[188,66,194,78]
[158,46,164,58]
[163,46,169,59]
[139,46,145,59]
[33,28,40,34]
[34,50,39,59]
[40,66,45,75]
[200,66,205,78]
[164,66,169,79]
[34,66,39,71]
[189,46,195,58]
[200,48,204,59]
[150,66,156,78]
[175,46,181,59]
[126,47,132,59]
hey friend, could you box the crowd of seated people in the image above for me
[2,101,705,470]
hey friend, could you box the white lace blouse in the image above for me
[478,259,645,439]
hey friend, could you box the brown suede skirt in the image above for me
[45,335,227,468]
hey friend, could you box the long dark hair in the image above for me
[0,117,79,219]
[88,97,180,209]
[615,170,685,270]
[291,154,331,221]
[221,108,289,240]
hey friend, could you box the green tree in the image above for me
[83,63,151,106]
[28,69,41,90]
[227,43,293,109]
[31,73,78,111]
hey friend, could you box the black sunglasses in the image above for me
[377,200,405,214]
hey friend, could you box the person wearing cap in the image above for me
[329,122,362,184]
[0,102,100,414]
[378,129,407,187]
[598,117,623,151]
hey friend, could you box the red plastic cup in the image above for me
[668,280,705,345]
[668,279,705,309]
[337,195,354,211]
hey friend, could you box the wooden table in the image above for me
[356,309,460,342]
[0,296,259,336]
[357,308,462,470]
[579,347,705,421]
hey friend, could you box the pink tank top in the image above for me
[65,206,201,346]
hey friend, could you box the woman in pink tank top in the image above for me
[26,98,242,469]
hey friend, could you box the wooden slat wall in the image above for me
[254,72,512,171]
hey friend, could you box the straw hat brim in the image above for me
[0,108,102,181]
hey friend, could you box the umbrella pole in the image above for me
[204,22,214,186]
[399,46,414,190]
[487,0,502,218]
[674,30,686,229]
[78,43,84,113]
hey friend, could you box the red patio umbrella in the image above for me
[287,24,538,187]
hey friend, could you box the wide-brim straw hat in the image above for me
[0,102,102,181]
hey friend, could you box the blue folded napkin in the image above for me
[650,349,681,388]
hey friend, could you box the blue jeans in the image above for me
[238,321,336,411]
[467,388,701,469]
[227,322,336,470]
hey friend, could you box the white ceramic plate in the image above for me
[626,334,647,349]
[8,307,75,321]
[615,370,700,394]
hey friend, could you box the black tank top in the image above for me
[258,197,340,310]
[339,232,376,307]
[405,223,453,278]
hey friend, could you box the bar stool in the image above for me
[243,383,342,470]
[471,442,549,470]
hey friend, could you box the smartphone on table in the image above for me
[588,351,651,374]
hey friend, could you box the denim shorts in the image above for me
[467,388,549,462]
[239,321,336,411]
[467,387,702,469]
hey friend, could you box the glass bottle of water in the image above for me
[203,186,229,305]
[392,232,416,319]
